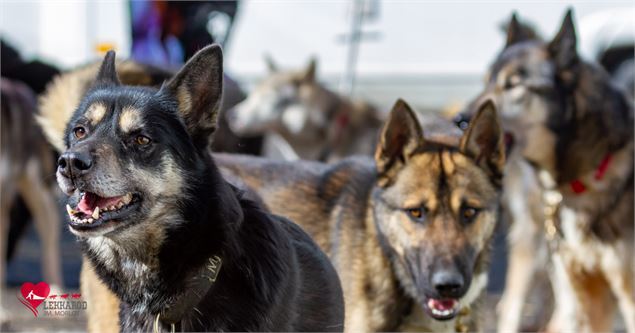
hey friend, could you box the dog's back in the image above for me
[216,153,376,253]
[274,213,345,331]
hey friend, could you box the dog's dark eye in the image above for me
[406,207,427,223]
[73,126,86,139]
[460,206,480,224]
[135,135,151,145]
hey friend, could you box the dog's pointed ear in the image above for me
[548,9,579,83]
[303,57,317,82]
[163,44,223,149]
[264,54,278,73]
[375,99,424,186]
[94,50,120,86]
[459,100,505,183]
[505,12,537,47]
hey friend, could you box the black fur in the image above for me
[59,45,344,331]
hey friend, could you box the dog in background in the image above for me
[465,10,634,333]
[42,45,344,331]
[226,56,383,162]
[217,98,505,332]
[0,78,63,324]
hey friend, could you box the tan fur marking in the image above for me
[85,103,108,125]
[119,107,143,133]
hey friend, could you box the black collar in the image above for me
[154,255,223,332]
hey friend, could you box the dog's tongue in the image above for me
[428,298,459,311]
[77,192,122,215]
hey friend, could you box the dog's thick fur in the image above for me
[0,79,63,323]
[465,10,635,333]
[216,99,505,332]
[38,57,173,333]
[226,57,382,162]
[45,45,344,332]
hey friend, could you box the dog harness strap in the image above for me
[157,255,223,328]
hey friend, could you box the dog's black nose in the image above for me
[58,151,93,177]
[431,269,464,298]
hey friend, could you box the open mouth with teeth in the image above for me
[423,297,460,321]
[66,192,141,232]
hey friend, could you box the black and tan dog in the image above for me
[465,10,634,333]
[45,45,344,332]
[216,98,505,332]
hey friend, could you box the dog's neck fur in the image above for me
[82,154,290,331]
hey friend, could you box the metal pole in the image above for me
[339,0,365,96]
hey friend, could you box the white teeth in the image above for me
[92,207,100,220]
[117,202,124,208]
[87,218,93,224]
[430,308,453,317]
[108,205,116,211]
[66,204,75,216]
[123,193,132,205]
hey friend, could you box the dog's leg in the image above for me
[17,158,63,289]
[546,252,582,333]
[603,245,635,333]
[497,164,544,333]
[547,252,616,333]
[497,219,542,332]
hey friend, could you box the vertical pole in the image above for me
[339,0,365,96]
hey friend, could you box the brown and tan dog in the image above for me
[217,99,505,332]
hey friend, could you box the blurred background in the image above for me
[3,1,633,110]
[1,1,633,331]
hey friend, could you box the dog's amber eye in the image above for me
[135,135,151,145]
[461,206,479,224]
[73,126,86,139]
[406,207,426,223]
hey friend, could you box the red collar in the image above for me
[569,154,613,194]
